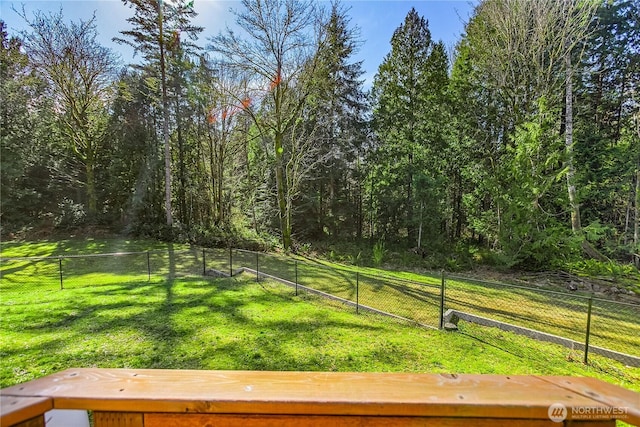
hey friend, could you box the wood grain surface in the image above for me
[142,413,616,427]
[0,395,51,427]
[3,369,633,420]
[537,376,640,425]
[93,412,143,427]
[2,369,638,427]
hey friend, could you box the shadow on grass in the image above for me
[1,240,206,295]
[2,273,392,382]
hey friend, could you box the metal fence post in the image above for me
[295,260,298,296]
[439,270,446,329]
[584,296,593,364]
[59,257,63,290]
[202,248,206,275]
[229,247,233,277]
[256,252,259,282]
[147,251,151,282]
[356,272,360,314]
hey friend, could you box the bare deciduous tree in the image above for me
[208,0,326,250]
[19,9,118,218]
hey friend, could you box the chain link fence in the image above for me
[0,248,207,293]
[445,276,591,346]
[356,272,441,328]
[2,246,638,365]
[224,250,443,329]
[443,275,640,365]
[589,297,640,362]
[222,250,639,366]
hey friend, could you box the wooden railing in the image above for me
[1,369,639,426]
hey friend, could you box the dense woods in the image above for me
[1,0,639,272]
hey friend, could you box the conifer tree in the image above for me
[370,8,449,246]
[115,0,202,227]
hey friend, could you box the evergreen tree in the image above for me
[115,0,202,228]
[105,71,165,232]
[0,22,56,230]
[449,0,601,267]
[298,2,369,239]
[370,8,449,247]
[575,0,640,260]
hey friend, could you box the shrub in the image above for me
[372,240,386,266]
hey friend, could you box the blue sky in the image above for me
[1,0,476,87]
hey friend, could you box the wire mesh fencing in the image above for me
[224,250,443,329]
[356,273,441,328]
[221,250,639,365]
[294,261,355,301]
[60,252,151,289]
[0,257,62,293]
[3,245,638,366]
[444,275,640,365]
[0,248,208,293]
[589,298,640,365]
[445,275,591,345]
[202,247,233,276]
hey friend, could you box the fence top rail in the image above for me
[357,270,441,289]
[591,296,640,308]
[232,249,441,289]
[0,249,193,262]
[447,273,595,301]
[447,273,640,307]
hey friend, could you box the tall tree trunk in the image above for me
[176,97,187,227]
[454,169,463,240]
[634,111,640,268]
[206,124,217,225]
[417,201,423,249]
[86,162,97,218]
[218,141,224,224]
[243,124,259,234]
[565,53,581,234]
[275,130,292,251]
[318,181,324,236]
[634,169,639,265]
[357,186,363,239]
[407,150,413,247]
[566,52,607,261]
[356,158,363,240]
[159,4,172,227]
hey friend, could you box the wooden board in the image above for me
[6,418,45,427]
[93,412,143,427]
[1,369,630,422]
[143,413,615,427]
[538,376,640,426]
[0,395,51,427]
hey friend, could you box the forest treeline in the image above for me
[1,0,639,271]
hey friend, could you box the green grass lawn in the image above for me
[1,238,639,393]
[1,274,639,391]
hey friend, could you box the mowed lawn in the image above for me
[1,238,639,392]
